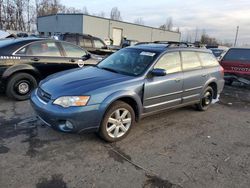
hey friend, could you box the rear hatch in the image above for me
[220,48,250,79]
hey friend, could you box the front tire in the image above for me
[6,73,37,101]
[196,86,214,111]
[99,101,135,142]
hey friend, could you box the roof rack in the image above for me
[135,41,203,48]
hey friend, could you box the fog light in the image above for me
[65,120,74,129]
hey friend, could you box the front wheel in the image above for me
[6,73,37,101]
[196,86,214,111]
[99,101,135,142]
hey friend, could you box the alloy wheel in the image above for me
[106,108,132,138]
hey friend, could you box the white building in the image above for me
[38,14,181,46]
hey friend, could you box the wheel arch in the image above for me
[100,91,143,122]
[2,64,41,84]
[204,78,218,99]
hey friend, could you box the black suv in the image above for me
[56,33,115,56]
[0,38,97,100]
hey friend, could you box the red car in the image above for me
[220,48,250,84]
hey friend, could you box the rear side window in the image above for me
[25,42,61,57]
[223,49,250,61]
[198,52,219,67]
[64,35,77,45]
[181,51,202,71]
[93,39,105,49]
[61,42,87,58]
[84,39,92,47]
[79,37,92,48]
[154,52,181,74]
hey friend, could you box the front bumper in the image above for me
[30,89,102,133]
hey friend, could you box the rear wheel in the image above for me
[6,73,37,101]
[99,101,135,142]
[196,86,214,111]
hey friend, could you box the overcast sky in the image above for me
[61,0,250,46]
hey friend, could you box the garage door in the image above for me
[112,28,123,46]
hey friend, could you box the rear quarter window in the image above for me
[198,52,219,67]
[64,35,77,45]
[223,49,250,62]
[181,51,202,71]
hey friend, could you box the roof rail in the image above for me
[135,41,204,48]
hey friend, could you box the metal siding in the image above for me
[38,14,180,42]
[38,15,83,35]
[83,16,109,40]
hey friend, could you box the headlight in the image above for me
[53,96,90,108]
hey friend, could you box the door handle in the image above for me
[69,59,76,62]
[31,57,40,61]
[175,78,181,82]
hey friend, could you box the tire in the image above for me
[196,86,214,111]
[6,73,37,101]
[99,101,135,142]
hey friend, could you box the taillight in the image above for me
[220,66,224,76]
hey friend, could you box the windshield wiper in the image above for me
[100,67,119,73]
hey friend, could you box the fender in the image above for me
[203,77,217,90]
[99,90,143,120]
[2,64,41,81]
[201,77,218,98]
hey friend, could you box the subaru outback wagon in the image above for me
[31,42,225,142]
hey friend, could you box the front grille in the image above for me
[37,87,51,103]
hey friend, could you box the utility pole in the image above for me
[234,26,239,47]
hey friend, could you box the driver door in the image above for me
[143,51,183,113]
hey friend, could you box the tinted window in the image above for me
[94,39,105,48]
[154,52,181,74]
[25,42,61,56]
[61,42,87,58]
[64,35,77,45]
[181,51,202,70]
[83,38,92,48]
[198,52,219,67]
[223,49,250,61]
[98,49,159,76]
[211,49,224,57]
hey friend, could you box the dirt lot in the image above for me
[0,85,250,188]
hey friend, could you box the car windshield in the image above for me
[97,48,159,76]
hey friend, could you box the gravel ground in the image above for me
[0,85,250,188]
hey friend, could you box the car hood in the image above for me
[40,66,134,99]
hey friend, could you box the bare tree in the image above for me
[200,30,218,45]
[97,11,105,18]
[110,7,122,21]
[82,6,88,14]
[159,17,173,31]
[134,17,144,25]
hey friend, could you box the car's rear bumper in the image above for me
[30,89,102,133]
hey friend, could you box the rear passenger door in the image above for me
[181,51,207,103]
[143,51,183,113]
[15,41,68,78]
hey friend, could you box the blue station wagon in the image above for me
[31,42,225,142]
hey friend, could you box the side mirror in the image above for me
[151,68,167,76]
[82,54,91,61]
